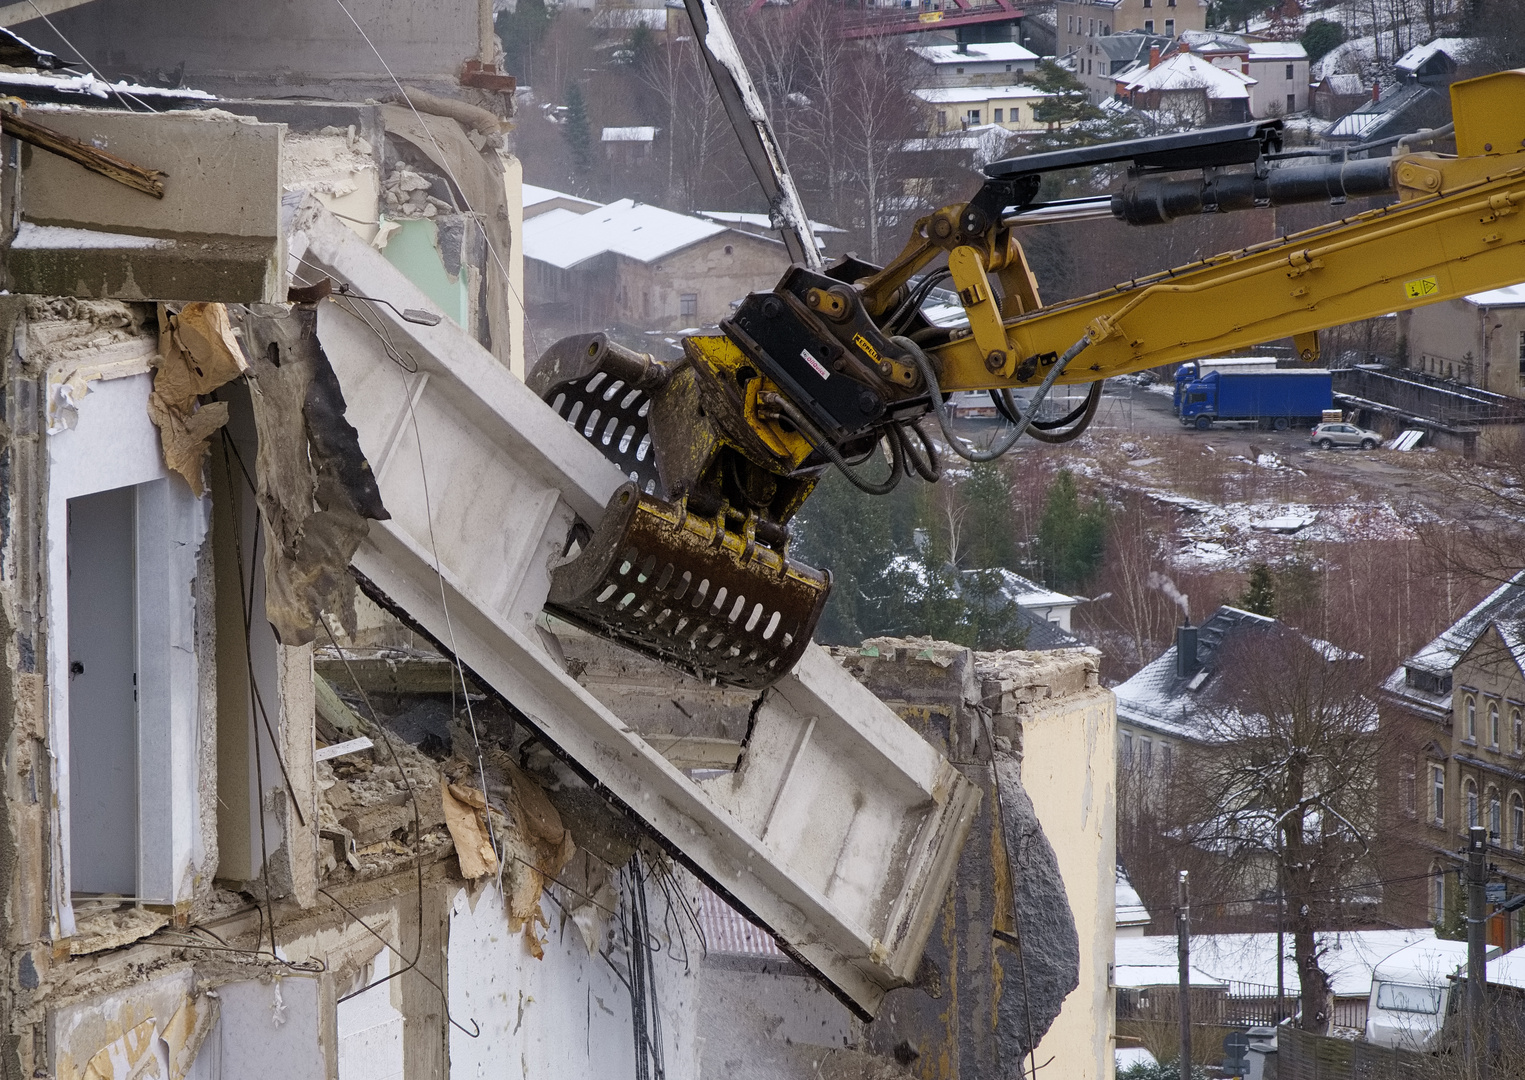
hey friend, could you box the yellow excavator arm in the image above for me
[526,67,1525,688]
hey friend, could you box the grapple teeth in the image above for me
[528,332,667,497]
[546,487,829,690]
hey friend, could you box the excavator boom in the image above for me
[529,66,1525,688]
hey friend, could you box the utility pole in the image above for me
[1178,870,1191,1080]
[1466,825,1488,1080]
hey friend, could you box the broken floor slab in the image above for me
[289,199,979,1016]
[6,108,285,302]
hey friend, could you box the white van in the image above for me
[1364,939,1473,1051]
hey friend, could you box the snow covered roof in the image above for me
[1325,81,1438,140]
[1395,37,1476,75]
[912,84,1053,104]
[1117,51,1255,99]
[1098,32,1173,65]
[697,210,845,233]
[521,199,729,269]
[522,184,599,212]
[1370,939,1470,987]
[1113,606,1277,739]
[1390,570,1525,687]
[1116,928,1439,997]
[911,42,1040,66]
[1248,40,1308,61]
[1319,73,1366,95]
[1486,948,1525,990]
[1114,963,1226,989]
[601,126,656,142]
[1465,283,1525,307]
[1179,30,1250,54]
[1116,869,1151,929]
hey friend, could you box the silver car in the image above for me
[1310,421,1381,450]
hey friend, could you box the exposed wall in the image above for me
[612,234,788,331]
[17,0,493,98]
[1020,680,1117,1080]
[1402,298,1525,399]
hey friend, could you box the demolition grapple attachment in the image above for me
[529,333,830,689]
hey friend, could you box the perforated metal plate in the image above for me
[546,488,829,690]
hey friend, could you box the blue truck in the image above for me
[1173,360,1332,431]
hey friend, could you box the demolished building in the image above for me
[0,3,1118,1077]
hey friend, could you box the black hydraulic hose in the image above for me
[895,334,1095,462]
[1023,379,1103,444]
[896,419,942,482]
[991,382,1096,430]
[774,393,906,495]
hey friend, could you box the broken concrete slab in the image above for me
[8,108,284,302]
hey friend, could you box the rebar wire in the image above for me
[319,886,482,1038]
[330,0,539,351]
[218,432,303,963]
[25,0,159,113]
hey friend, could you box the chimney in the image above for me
[957,40,968,54]
[1371,78,1380,103]
[1242,60,1250,76]
[1149,45,1161,69]
[1175,624,1199,679]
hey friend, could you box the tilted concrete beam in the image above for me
[288,201,979,1016]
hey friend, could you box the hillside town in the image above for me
[0,0,1522,1078]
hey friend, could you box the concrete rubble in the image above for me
[0,3,1118,1078]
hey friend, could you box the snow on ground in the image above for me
[1058,428,1435,571]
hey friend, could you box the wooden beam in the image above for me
[2,109,166,198]
[0,0,99,26]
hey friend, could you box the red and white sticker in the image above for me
[801,348,830,381]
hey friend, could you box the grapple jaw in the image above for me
[531,333,832,688]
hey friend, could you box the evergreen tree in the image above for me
[1027,60,1103,132]
[792,468,900,644]
[960,460,1018,571]
[1034,469,1107,593]
[562,81,595,182]
[1239,562,1277,616]
[1300,19,1345,65]
[494,0,555,82]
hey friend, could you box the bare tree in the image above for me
[1174,625,1380,1033]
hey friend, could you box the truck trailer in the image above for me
[1174,360,1333,430]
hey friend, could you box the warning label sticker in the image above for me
[1404,276,1439,299]
[801,348,830,380]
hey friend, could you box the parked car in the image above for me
[1310,421,1382,450]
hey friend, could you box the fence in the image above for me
[1277,1024,1428,1080]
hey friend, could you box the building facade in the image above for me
[1379,573,1525,948]
[1398,283,1525,399]
[1056,0,1209,92]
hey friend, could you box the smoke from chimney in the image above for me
[1148,571,1190,622]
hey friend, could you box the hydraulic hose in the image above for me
[895,333,1095,462]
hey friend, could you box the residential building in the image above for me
[522,196,789,331]
[1055,0,1209,85]
[1313,72,1371,120]
[1116,868,1153,936]
[1081,30,1173,102]
[1173,31,1308,117]
[1324,79,1451,144]
[1113,47,1254,127]
[523,182,602,220]
[1378,572,1525,948]
[1394,37,1478,86]
[601,125,657,162]
[1397,282,1525,398]
[913,83,1055,134]
[696,209,848,259]
[910,40,1042,87]
[1113,609,1279,780]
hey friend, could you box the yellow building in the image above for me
[913,84,1056,134]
